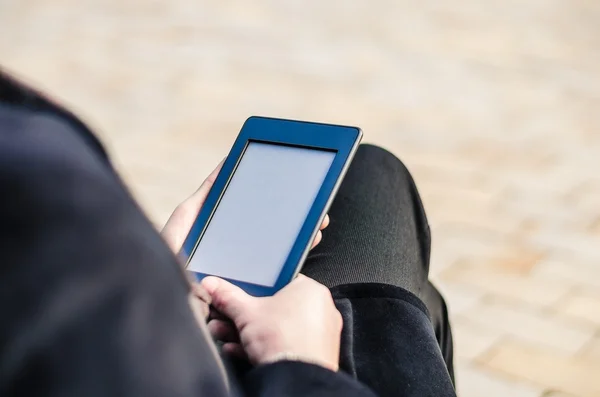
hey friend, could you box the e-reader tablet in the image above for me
[181,116,362,296]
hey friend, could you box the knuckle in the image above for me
[317,284,333,300]
[207,319,223,334]
[212,287,232,309]
[255,325,279,344]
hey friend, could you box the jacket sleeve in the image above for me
[0,104,230,397]
[242,361,378,397]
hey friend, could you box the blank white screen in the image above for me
[187,142,335,287]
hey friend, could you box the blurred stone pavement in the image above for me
[1,1,599,395]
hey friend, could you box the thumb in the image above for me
[161,159,225,252]
[188,158,225,206]
[201,277,255,324]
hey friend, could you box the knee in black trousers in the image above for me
[303,143,454,381]
[304,143,430,296]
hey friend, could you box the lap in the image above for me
[302,144,431,299]
[302,144,455,380]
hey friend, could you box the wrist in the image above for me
[261,351,339,372]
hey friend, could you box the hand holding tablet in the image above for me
[180,117,362,296]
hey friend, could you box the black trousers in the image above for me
[303,144,454,379]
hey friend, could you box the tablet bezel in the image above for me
[181,116,362,296]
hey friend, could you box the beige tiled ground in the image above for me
[2,1,599,395]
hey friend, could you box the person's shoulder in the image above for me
[0,69,108,160]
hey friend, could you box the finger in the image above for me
[311,230,323,249]
[188,293,210,321]
[202,277,256,325]
[208,307,230,322]
[176,159,225,215]
[281,273,318,294]
[191,283,212,305]
[288,273,309,286]
[160,207,190,252]
[290,273,322,287]
[320,214,330,230]
[208,319,240,343]
[189,158,225,204]
[222,343,248,360]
